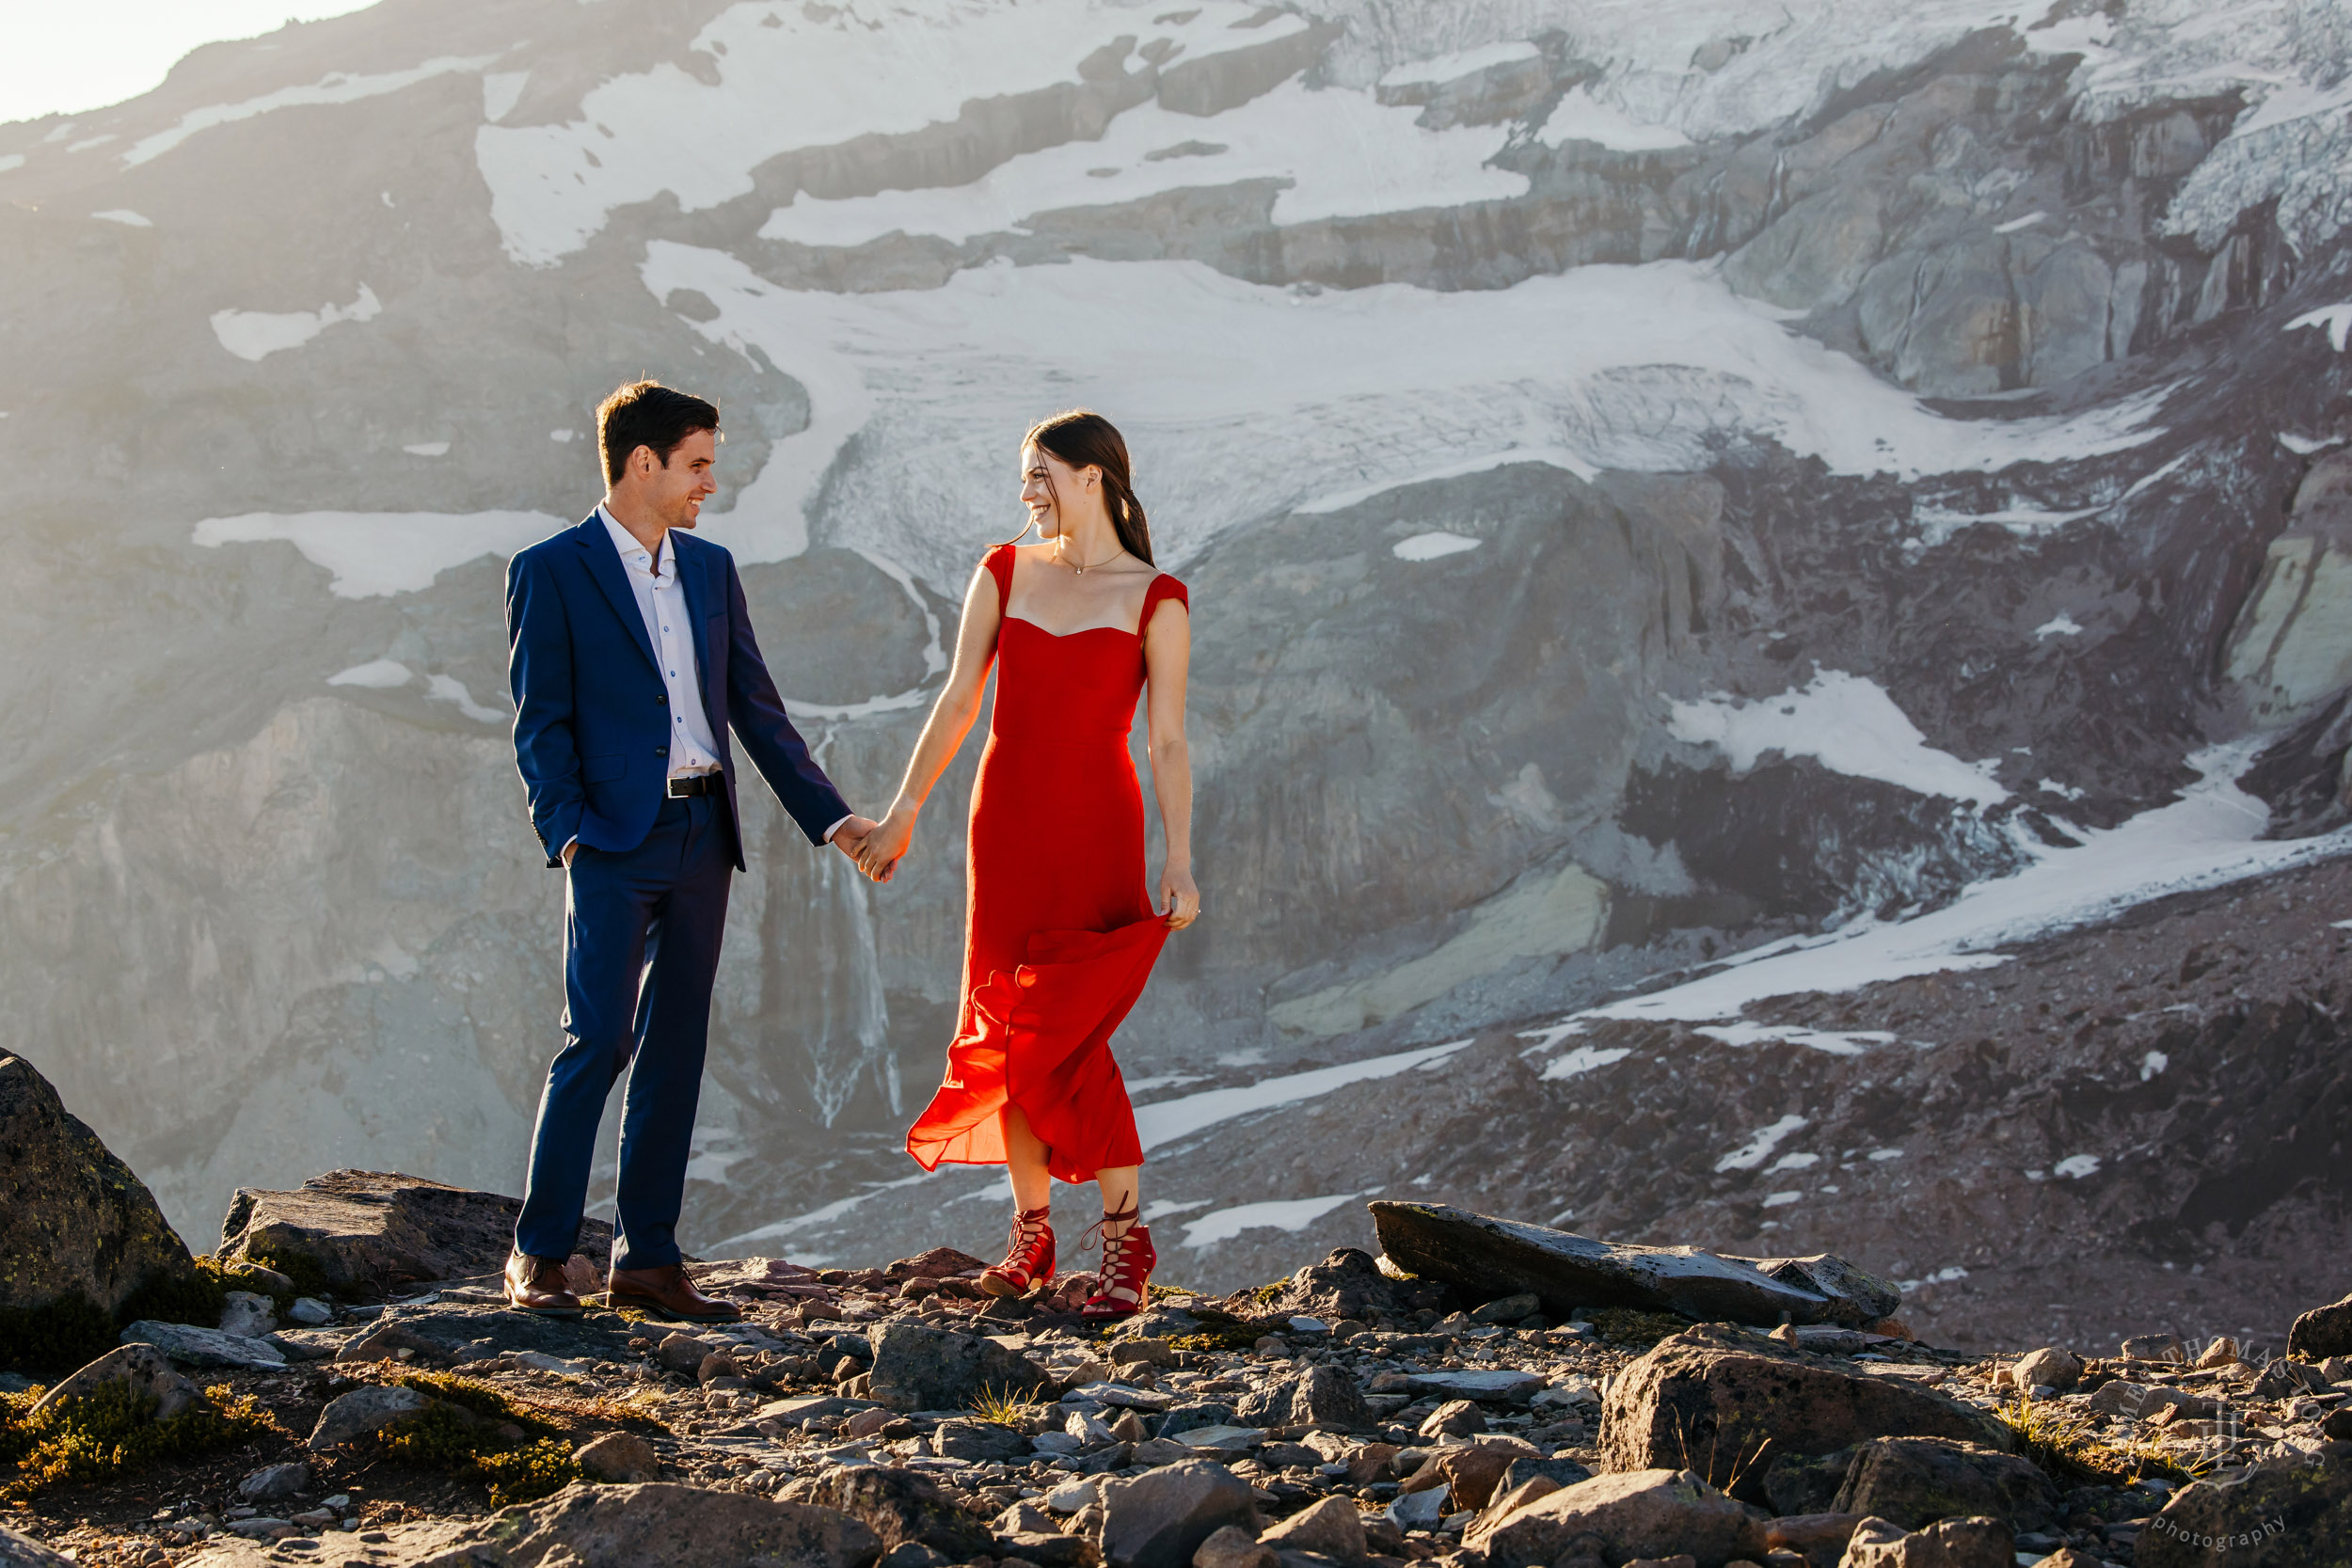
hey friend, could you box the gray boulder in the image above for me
[0,1527,72,1567]
[1603,1330,2010,1496]
[805,1464,993,1560]
[27,1342,205,1422]
[217,1291,277,1338]
[931,1418,1033,1462]
[215,1170,615,1300]
[1238,1364,1373,1431]
[1830,1438,2058,1531]
[1257,1497,1365,1560]
[866,1321,1057,1413]
[1465,1468,1767,1568]
[0,1053,198,1319]
[1837,1515,2012,1568]
[572,1432,659,1483]
[1101,1459,1261,1568]
[2136,1464,2352,1568]
[1369,1203,1868,1326]
[308,1383,428,1449]
[235,1462,314,1503]
[1190,1525,1274,1568]
[119,1321,285,1370]
[2010,1347,2081,1392]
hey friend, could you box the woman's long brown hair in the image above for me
[1012,409,1153,564]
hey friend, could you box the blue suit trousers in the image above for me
[515,793,732,1271]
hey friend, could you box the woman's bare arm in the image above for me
[856,563,1003,879]
[1143,598,1198,927]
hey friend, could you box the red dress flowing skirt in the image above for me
[905,721,1166,1183]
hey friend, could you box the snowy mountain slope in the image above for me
[1,0,2349,1316]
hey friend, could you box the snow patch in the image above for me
[1378,41,1542,87]
[403,441,451,457]
[1539,1044,1633,1081]
[0,155,23,174]
[91,209,151,227]
[2035,613,2084,639]
[1668,671,2010,804]
[2140,1051,2169,1081]
[1992,211,2045,234]
[1536,85,1692,151]
[478,1,1308,264]
[210,284,382,362]
[1572,740,2347,1027]
[1766,1151,1821,1173]
[2053,1153,2102,1180]
[125,55,503,166]
[1392,531,1482,562]
[1134,1039,1471,1150]
[1760,1191,1804,1208]
[1695,1022,1893,1056]
[1715,1115,1807,1172]
[1299,447,1598,515]
[192,510,563,597]
[1181,1192,1365,1249]
[426,674,508,724]
[326,659,414,689]
[2290,305,2352,355]
[758,77,1526,249]
[482,71,530,123]
[638,245,2168,576]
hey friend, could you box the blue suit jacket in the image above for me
[505,513,850,869]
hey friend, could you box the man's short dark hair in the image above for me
[596,380,720,485]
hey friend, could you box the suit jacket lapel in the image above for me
[574,514,660,675]
[675,535,725,739]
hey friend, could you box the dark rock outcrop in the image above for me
[1370,1202,1888,1326]
[215,1170,613,1299]
[865,1321,1058,1413]
[0,1053,196,1318]
[2136,1464,2352,1568]
[1829,1437,2058,1532]
[803,1465,992,1560]
[2289,1291,2352,1360]
[1465,1468,1767,1568]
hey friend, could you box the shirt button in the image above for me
[655,746,669,757]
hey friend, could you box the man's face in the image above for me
[636,427,718,531]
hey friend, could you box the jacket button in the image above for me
[656,693,668,705]
[655,746,668,757]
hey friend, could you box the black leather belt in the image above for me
[666,773,723,798]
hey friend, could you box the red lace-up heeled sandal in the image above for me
[980,1205,1056,1297]
[1080,1204,1155,1323]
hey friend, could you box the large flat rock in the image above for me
[1601,1327,2010,1498]
[1369,1201,1886,1326]
[0,1053,197,1317]
[215,1170,614,1300]
[183,1482,882,1568]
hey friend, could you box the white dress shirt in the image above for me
[575,506,850,850]
[599,505,723,778]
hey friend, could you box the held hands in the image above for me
[1158,862,1200,928]
[852,803,919,883]
[830,815,880,864]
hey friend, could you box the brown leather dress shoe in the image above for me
[503,1250,584,1318]
[607,1263,740,1323]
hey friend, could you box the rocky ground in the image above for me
[5,1172,2351,1568]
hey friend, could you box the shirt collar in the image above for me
[596,503,673,582]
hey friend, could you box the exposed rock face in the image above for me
[1827,1438,2058,1533]
[1099,1460,1259,1568]
[216,1170,614,1298]
[1600,1329,2010,1494]
[803,1466,991,1560]
[1837,1515,2013,1568]
[0,1053,196,1316]
[2136,1465,2352,1568]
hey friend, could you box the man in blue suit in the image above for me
[502,380,871,1322]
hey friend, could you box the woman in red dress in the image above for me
[851,409,1198,1322]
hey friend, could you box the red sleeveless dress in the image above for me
[904,545,1188,1182]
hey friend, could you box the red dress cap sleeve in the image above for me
[1139,572,1188,631]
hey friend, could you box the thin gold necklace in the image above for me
[1057,537,1119,576]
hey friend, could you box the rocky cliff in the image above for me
[1,0,2349,1334]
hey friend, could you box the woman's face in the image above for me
[1021,442,1093,538]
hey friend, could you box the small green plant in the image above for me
[379,1402,580,1507]
[393,1372,557,1433]
[1168,1323,1268,1355]
[966,1385,1041,1427]
[1992,1393,2184,1485]
[1,1383,274,1495]
[237,1247,334,1307]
